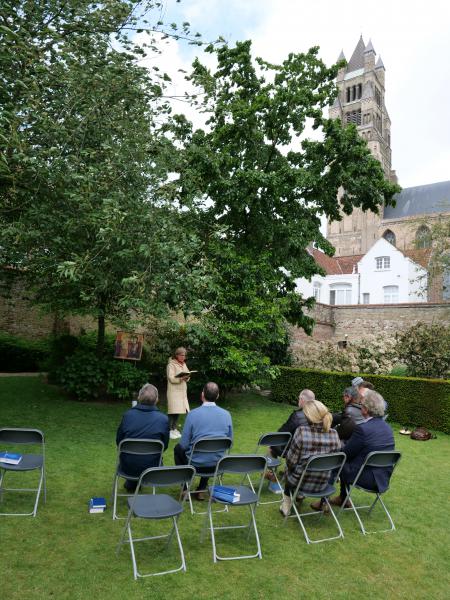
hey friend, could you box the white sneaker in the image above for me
[170,430,178,440]
[175,429,182,438]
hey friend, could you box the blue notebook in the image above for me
[89,497,106,513]
[0,451,22,465]
[211,485,240,503]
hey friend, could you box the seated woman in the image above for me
[280,400,341,516]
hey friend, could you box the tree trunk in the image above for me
[97,305,106,356]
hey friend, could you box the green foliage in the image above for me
[396,321,450,378]
[0,332,50,372]
[56,349,148,401]
[272,366,450,433]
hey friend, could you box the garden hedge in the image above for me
[272,366,450,434]
[0,333,50,372]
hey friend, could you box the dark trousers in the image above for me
[169,414,179,430]
[173,443,212,490]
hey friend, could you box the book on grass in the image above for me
[89,497,106,513]
[175,370,198,378]
[0,451,22,465]
[211,485,240,503]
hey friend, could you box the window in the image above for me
[346,109,361,125]
[383,285,399,304]
[313,283,321,302]
[362,293,370,304]
[383,229,396,246]
[375,87,381,107]
[329,283,352,305]
[416,225,431,249]
[375,256,390,270]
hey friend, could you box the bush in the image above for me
[396,321,450,379]
[272,366,450,433]
[56,349,148,401]
[0,332,50,372]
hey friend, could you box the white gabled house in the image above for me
[296,238,428,305]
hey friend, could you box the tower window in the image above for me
[346,109,361,125]
[416,225,431,248]
[383,230,396,246]
[375,87,382,107]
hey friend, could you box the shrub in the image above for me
[272,366,450,433]
[396,321,450,379]
[0,332,50,372]
[56,350,148,401]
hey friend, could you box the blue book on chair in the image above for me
[0,451,22,465]
[211,486,240,503]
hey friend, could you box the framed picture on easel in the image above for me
[114,332,144,361]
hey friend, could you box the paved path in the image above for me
[0,372,46,377]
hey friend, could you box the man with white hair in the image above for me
[116,383,169,491]
[329,390,395,507]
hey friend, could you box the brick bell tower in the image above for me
[327,36,397,257]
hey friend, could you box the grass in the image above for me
[0,376,449,600]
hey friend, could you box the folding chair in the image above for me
[112,439,164,520]
[185,436,233,515]
[282,452,347,544]
[117,465,195,579]
[339,450,402,534]
[247,432,291,504]
[0,428,46,517]
[203,454,267,562]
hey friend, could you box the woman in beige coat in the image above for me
[166,347,190,439]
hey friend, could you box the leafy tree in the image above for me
[0,1,202,353]
[396,322,450,379]
[173,41,400,384]
[413,217,450,299]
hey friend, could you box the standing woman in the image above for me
[166,347,190,439]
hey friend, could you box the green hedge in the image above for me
[272,367,450,434]
[0,332,50,372]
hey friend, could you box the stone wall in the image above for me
[291,301,450,351]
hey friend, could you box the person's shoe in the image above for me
[329,495,345,506]
[264,470,277,483]
[295,495,305,505]
[279,494,292,517]
[268,481,283,494]
[174,429,182,438]
[310,499,329,513]
[195,491,207,501]
[181,490,190,501]
[170,429,179,440]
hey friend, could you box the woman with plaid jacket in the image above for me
[280,400,341,517]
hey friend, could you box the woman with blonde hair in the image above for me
[280,399,341,516]
[166,347,190,439]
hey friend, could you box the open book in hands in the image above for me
[175,370,198,378]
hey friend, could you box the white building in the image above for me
[296,238,428,305]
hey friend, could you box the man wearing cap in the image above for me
[332,387,365,441]
[116,383,170,491]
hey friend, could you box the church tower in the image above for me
[327,36,397,256]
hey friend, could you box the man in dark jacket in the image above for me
[270,389,315,458]
[116,383,169,491]
[330,390,395,506]
[332,387,365,441]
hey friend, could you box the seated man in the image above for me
[174,381,233,499]
[116,383,169,491]
[270,389,315,458]
[329,390,395,507]
[332,386,365,441]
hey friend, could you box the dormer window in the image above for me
[375,256,390,270]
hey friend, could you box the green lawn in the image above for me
[0,377,449,600]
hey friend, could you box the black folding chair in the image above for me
[247,432,291,504]
[185,436,233,515]
[117,465,195,579]
[283,452,347,544]
[112,439,164,520]
[203,455,267,562]
[339,450,402,534]
[0,428,46,517]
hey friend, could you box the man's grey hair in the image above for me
[299,389,315,403]
[137,383,158,405]
[361,390,385,417]
[203,381,220,402]
[343,387,359,401]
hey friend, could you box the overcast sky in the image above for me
[153,0,450,189]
